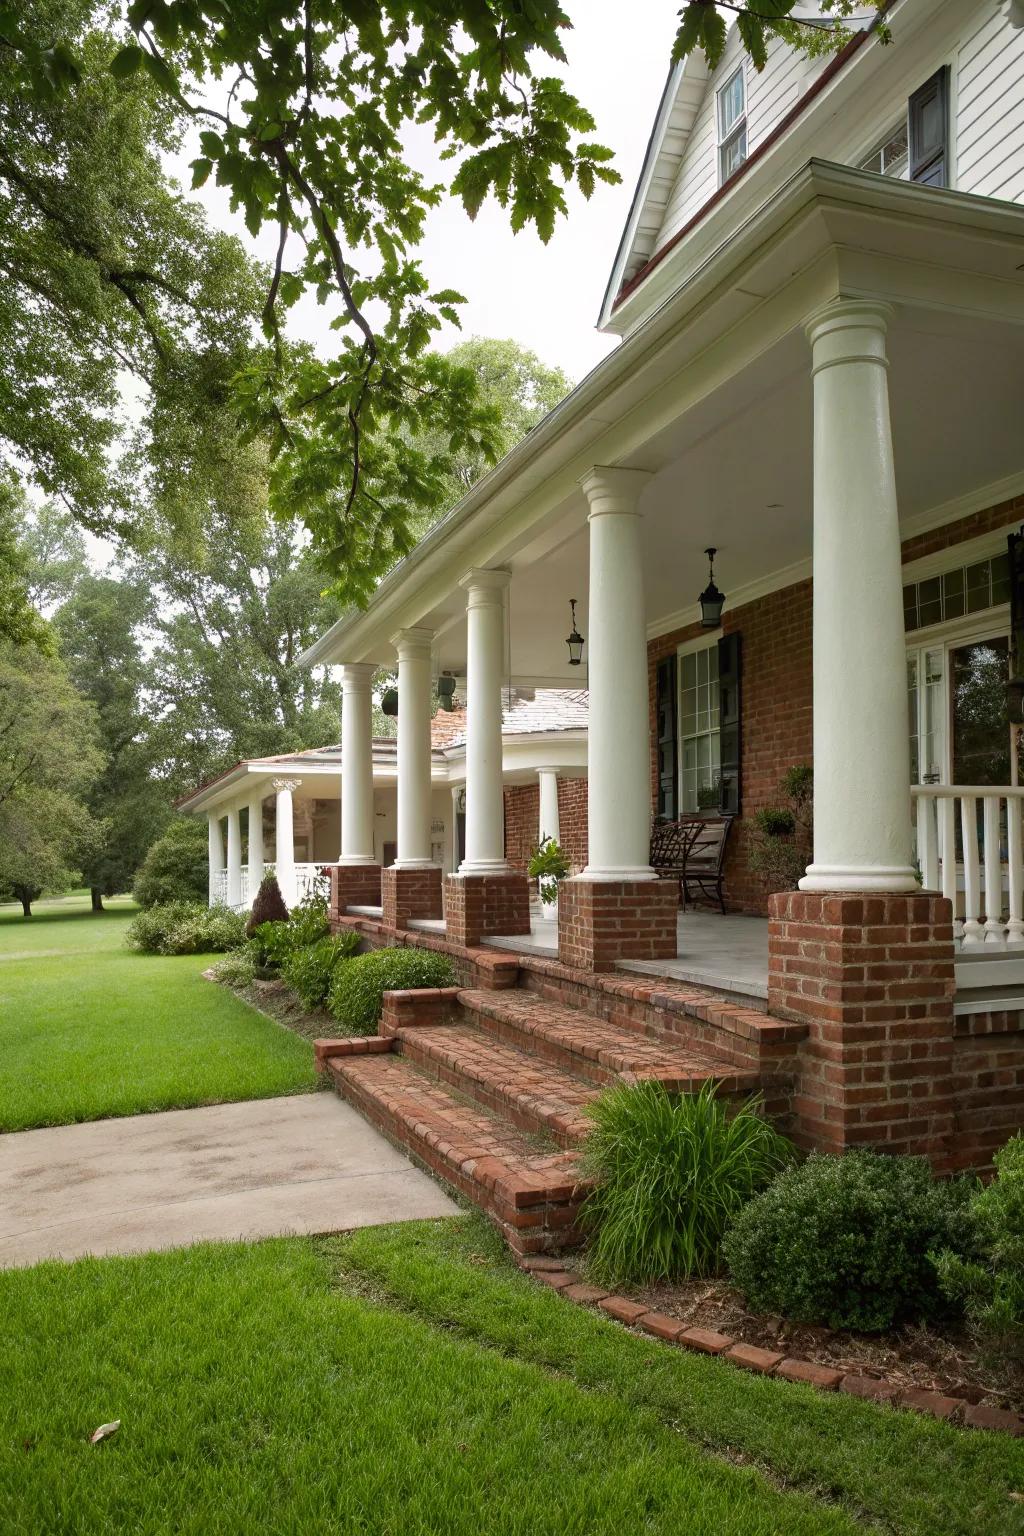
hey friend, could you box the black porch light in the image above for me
[437,672,457,711]
[699,547,726,629]
[566,598,584,667]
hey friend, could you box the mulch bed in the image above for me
[204,971,334,1046]
[557,1255,1024,1413]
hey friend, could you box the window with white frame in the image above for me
[717,67,747,184]
[861,121,909,180]
[679,641,721,811]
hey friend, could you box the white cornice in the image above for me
[898,470,1024,543]
[647,556,813,641]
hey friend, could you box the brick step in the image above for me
[456,989,762,1094]
[327,1051,586,1256]
[395,1022,598,1146]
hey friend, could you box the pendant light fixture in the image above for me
[566,598,584,666]
[699,548,726,629]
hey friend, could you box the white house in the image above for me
[304,0,1024,1176]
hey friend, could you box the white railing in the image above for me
[211,870,229,906]
[294,863,335,904]
[211,862,337,909]
[912,784,1024,947]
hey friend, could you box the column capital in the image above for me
[340,662,376,690]
[804,299,894,370]
[536,765,561,778]
[272,777,302,793]
[391,626,434,660]
[579,465,652,517]
[458,568,511,603]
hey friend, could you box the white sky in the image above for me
[172,0,680,384]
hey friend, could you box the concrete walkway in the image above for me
[0,1092,457,1268]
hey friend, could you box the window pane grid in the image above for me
[678,642,721,811]
[904,553,1009,633]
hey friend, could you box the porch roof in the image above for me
[299,162,1024,688]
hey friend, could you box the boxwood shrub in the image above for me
[281,931,363,1010]
[327,946,456,1035]
[935,1133,1024,1360]
[723,1150,975,1332]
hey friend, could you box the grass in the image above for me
[3,1217,1022,1535]
[0,891,317,1131]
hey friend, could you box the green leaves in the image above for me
[673,1,890,72]
[109,42,144,78]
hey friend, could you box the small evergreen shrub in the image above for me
[935,1134,1024,1360]
[209,949,259,987]
[327,946,456,1035]
[281,931,363,1010]
[125,902,247,956]
[723,1150,975,1332]
[132,819,209,908]
[580,1080,795,1287]
[246,872,288,936]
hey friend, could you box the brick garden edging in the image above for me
[519,1258,1024,1437]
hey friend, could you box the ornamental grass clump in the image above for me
[580,1080,794,1287]
[327,947,456,1035]
[723,1149,975,1332]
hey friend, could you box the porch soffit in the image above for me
[300,164,1024,672]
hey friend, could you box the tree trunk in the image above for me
[20,893,32,918]
[91,888,104,913]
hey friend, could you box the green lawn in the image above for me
[3,1216,1021,1536]
[0,892,317,1131]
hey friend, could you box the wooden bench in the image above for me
[650,815,733,913]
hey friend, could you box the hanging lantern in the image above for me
[437,673,457,711]
[566,598,584,667]
[380,686,398,717]
[699,548,726,629]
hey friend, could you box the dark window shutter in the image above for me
[656,655,678,821]
[718,633,742,815]
[908,68,949,187]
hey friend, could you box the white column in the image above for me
[458,570,510,874]
[538,768,561,846]
[273,777,300,907]
[340,663,376,864]
[580,467,656,880]
[393,629,435,867]
[247,794,265,907]
[207,814,224,906]
[226,803,242,908]
[800,300,916,892]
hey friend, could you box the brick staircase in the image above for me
[317,945,806,1257]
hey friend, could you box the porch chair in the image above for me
[650,814,733,913]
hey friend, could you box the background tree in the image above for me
[138,516,343,794]
[132,816,209,907]
[56,573,168,909]
[1,1,266,556]
[0,637,102,915]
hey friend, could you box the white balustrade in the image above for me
[211,870,229,906]
[911,785,1024,947]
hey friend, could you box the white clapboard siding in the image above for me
[957,1,1024,201]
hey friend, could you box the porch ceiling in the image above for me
[302,162,1024,681]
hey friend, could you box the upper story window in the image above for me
[717,67,747,184]
[861,122,909,180]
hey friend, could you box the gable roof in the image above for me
[598,53,711,329]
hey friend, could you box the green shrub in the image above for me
[132,819,209,908]
[527,837,570,904]
[327,946,456,1035]
[246,872,289,936]
[283,893,331,950]
[125,902,247,956]
[209,949,259,988]
[723,1150,975,1332]
[282,931,363,1010]
[249,919,292,971]
[753,807,795,838]
[579,1080,795,1287]
[248,895,332,973]
[935,1134,1024,1360]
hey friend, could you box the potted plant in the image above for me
[528,836,570,922]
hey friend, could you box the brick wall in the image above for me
[503,778,589,872]
[951,1011,1024,1174]
[646,494,1024,915]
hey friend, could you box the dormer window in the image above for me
[861,122,909,180]
[717,67,747,184]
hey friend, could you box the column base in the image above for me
[331,863,382,919]
[444,872,530,948]
[768,890,955,1162]
[800,864,919,893]
[557,877,678,972]
[381,864,443,929]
